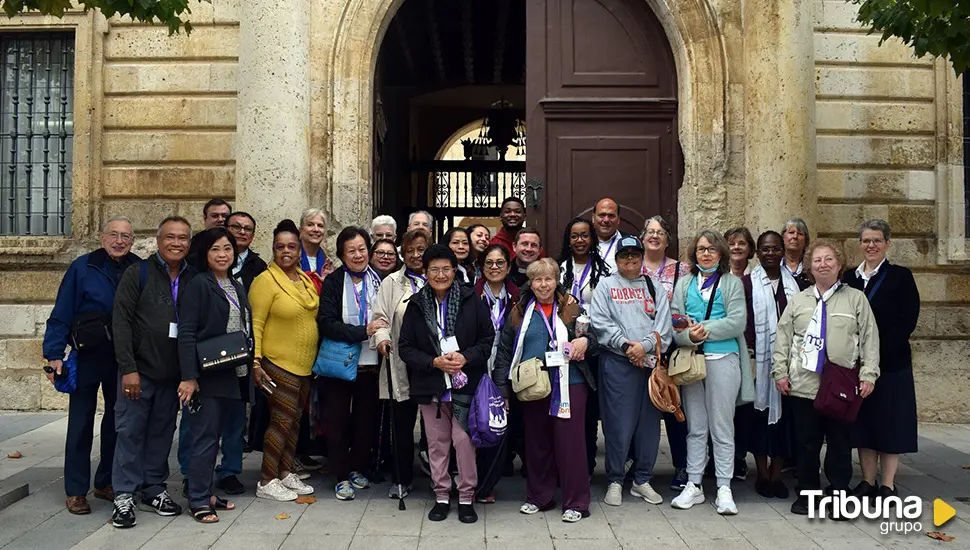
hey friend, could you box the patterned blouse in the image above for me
[641,258,691,301]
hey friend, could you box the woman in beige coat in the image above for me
[772,239,879,517]
[372,228,431,499]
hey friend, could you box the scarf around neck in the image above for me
[751,266,798,424]
[268,262,319,311]
[800,281,841,374]
[418,281,462,354]
[300,244,326,276]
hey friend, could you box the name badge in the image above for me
[440,336,459,354]
[168,322,179,339]
[545,350,566,368]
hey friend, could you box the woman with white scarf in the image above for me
[772,239,880,516]
[317,227,388,501]
[742,231,798,499]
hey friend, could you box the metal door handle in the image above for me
[526,178,544,209]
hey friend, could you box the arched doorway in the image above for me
[351,0,717,249]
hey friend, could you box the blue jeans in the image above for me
[178,399,245,479]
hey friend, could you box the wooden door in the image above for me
[526,0,681,253]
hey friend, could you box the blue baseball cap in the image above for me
[616,235,645,256]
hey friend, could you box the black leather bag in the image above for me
[196,331,251,373]
[70,311,112,351]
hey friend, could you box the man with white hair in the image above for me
[43,216,142,515]
[407,210,434,235]
[371,215,398,243]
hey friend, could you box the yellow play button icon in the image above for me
[934,499,956,527]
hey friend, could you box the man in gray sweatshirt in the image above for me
[589,236,673,507]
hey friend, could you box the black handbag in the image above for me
[70,311,112,351]
[196,331,251,373]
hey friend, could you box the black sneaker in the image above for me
[734,458,748,481]
[298,455,323,470]
[112,493,137,528]
[851,480,877,499]
[458,504,478,524]
[670,468,688,491]
[772,480,789,500]
[141,490,182,516]
[216,475,246,495]
[242,438,253,453]
[755,479,774,498]
[790,496,809,515]
[428,501,451,522]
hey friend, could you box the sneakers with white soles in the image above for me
[715,485,738,515]
[631,481,663,504]
[671,481,705,510]
[256,478,298,502]
[519,503,540,515]
[562,509,583,523]
[281,472,315,495]
[604,482,623,506]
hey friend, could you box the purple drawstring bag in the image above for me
[469,374,507,448]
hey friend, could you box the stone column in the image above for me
[743,0,817,235]
[235,0,312,256]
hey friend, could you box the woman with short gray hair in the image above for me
[670,230,754,516]
[843,220,919,502]
[781,218,812,290]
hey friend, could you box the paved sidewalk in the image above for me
[1,413,970,549]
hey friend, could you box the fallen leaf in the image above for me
[275,512,290,520]
[961,465,970,470]
[926,532,955,542]
[295,496,317,504]
[7,451,22,459]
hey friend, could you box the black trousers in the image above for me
[65,353,117,496]
[388,399,418,486]
[791,396,852,492]
[186,396,233,509]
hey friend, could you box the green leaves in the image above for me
[1,0,203,35]
[851,0,970,75]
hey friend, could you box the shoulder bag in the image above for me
[197,331,251,373]
[70,311,112,351]
[510,356,551,402]
[668,275,720,386]
[312,338,362,381]
[648,331,685,421]
[814,356,864,423]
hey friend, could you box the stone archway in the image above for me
[317,0,729,234]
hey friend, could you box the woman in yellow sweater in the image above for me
[250,220,321,502]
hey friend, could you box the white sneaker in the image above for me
[256,478,298,502]
[631,481,663,504]
[562,509,583,523]
[671,482,705,510]
[281,472,315,495]
[604,482,623,506]
[715,486,738,515]
[519,503,540,515]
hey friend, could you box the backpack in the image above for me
[468,374,507,448]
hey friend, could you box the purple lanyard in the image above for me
[533,299,558,350]
[572,262,592,305]
[352,275,369,323]
[223,287,240,310]
[485,292,505,331]
[171,276,180,321]
[437,296,448,339]
[406,270,426,294]
[602,234,619,260]
[815,293,828,372]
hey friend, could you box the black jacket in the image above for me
[843,261,919,373]
[234,249,268,292]
[177,272,253,401]
[398,285,495,404]
[317,269,369,346]
[113,254,197,382]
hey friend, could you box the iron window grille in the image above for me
[0,32,75,236]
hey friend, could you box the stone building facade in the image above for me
[0,0,967,420]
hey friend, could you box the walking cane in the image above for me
[384,355,407,511]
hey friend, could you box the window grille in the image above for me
[0,32,74,236]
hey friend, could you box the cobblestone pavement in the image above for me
[1,413,969,549]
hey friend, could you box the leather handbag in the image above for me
[197,331,251,373]
[813,357,863,423]
[668,276,720,386]
[70,311,112,351]
[648,331,685,421]
[312,337,361,381]
[510,357,551,402]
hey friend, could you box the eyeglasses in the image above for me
[484,259,507,268]
[758,246,783,254]
[104,231,133,242]
[373,250,396,258]
[427,267,454,276]
[696,246,718,255]
[569,233,591,241]
[273,243,300,252]
[227,224,255,234]
[861,238,885,246]
[643,229,666,238]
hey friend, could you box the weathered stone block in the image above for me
[913,273,946,302]
[930,306,970,338]
[816,101,935,133]
[815,67,935,99]
[914,306,935,338]
[944,273,970,303]
[102,131,235,163]
[886,205,936,236]
[102,200,183,232]
[102,167,236,199]
[815,34,929,65]
[839,237,936,268]
[40,377,70,410]
[1,339,44,369]
[0,306,37,337]
[0,372,40,410]
[816,136,936,167]
[104,62,238,94]
[814,0,867,29]
[0,271,63,302]
[816,204,888,235]
[104,26,239,60]
[912,340,970,422]
[817,169,935,201]
[104,97,237,128]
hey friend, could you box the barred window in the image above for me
[0,32,74,236]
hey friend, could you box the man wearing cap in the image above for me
[588,235,672,507]
[593,198,630,274]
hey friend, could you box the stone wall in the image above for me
[813,0,970,422]
[0,3,240,410]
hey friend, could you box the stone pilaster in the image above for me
[235,0,312,255]
[742,0,817,235]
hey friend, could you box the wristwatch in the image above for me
[621,343,632,353]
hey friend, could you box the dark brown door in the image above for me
[526,0,681,253]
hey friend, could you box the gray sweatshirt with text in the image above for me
[589,273,673,362]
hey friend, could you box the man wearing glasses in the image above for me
[226,212,268,291]
[43,216,141,515]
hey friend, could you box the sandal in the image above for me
[190,506,219,524]
[211,495,235,510]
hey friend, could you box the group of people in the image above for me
[42,195,920,528]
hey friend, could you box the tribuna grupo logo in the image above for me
[802,490,929,535]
